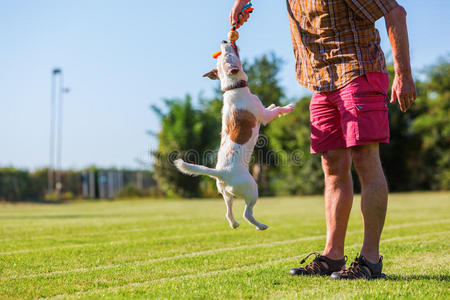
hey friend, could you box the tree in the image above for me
[379,56,450,191]
[409,56,450,189]
[151,95,221,197]
[265,96,323,195]
[150,54,449,198]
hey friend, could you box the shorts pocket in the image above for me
[354,100,389,141]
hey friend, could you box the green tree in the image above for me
[380,56,449,191]
[375,63,425,191]
[265,96,323,195]
[151,54,449,198]
[151,95,221,197]
[409,56,450,189]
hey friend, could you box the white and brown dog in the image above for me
[175,41,294,230]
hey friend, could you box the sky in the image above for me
[1,0,449,170]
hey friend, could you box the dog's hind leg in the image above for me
[223,192,239,229]
[244,201,268,230]
[242,183,268,230]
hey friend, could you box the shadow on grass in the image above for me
[0,198,64,205]
[0,214,121,220]
[387,274,450,281]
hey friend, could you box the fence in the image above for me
[0,168,155,202]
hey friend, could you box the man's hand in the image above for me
[385,6,416,112]
[391,72,416,112]
[230,0,250,29]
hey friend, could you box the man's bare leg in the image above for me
[321,148,353,260]
[352,143,388,263]
[289,147,352,276]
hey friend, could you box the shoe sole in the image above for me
[290,273,331,276]
[370,273,386,280]
[330,273,386,280]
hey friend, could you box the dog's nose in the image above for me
[230,68,239,75]
[222,40,228,44]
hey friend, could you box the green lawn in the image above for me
[0,192,449,299]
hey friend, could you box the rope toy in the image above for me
[212,1,253,59]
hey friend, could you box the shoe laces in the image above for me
[299,252,321,264]
[298,252,326,274]
[341,255,369,278]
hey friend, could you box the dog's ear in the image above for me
[203,69,219,80]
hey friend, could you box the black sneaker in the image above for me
[330,254,386,280]
[289,252,346,276]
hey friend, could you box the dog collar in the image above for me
[222,80,248,92]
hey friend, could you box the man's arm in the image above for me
[385,6,416,112]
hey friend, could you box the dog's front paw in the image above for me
[280,103,295,115]
[267,104,277,110]
[256,224,269,231]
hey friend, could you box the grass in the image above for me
[0,192,449,299]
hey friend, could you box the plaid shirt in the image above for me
[286,0,399,92]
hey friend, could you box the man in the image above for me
[230,0,416,279]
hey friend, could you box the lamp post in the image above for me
[55,74,70,198]
[48,68,69,198]
[48,68,61,194]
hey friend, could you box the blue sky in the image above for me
[1,0,449,170]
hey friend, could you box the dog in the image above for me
[174,41,294,230]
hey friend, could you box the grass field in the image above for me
[0,192,449,299]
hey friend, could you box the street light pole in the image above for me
[55,72,70,197]
[48,68,61,194]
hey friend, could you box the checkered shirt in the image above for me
[286,0,399,92]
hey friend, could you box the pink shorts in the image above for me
[310,72,390,153]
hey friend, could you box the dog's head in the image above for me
[203,41,247,89]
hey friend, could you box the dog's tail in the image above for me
[174,159,222,178]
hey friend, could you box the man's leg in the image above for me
[289,147,352,276]
[321,148,353,260]
[351,143,388,263]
